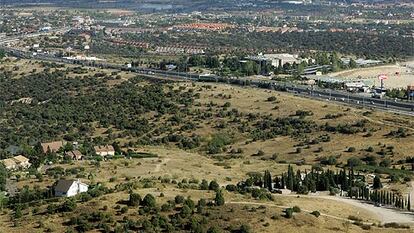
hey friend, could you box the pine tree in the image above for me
[214,190,225,206]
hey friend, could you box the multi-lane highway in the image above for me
[2,45,414,115]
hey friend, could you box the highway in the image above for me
[2,46,414,115]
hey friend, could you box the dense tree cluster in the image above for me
[229,167,411,211]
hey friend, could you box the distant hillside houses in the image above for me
[1,155,31,170]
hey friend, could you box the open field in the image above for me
[1,60,414,232]
[330,62,414,88]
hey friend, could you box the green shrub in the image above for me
[292,206,301,213]
[310,211,320,217]
[284,208,293,218]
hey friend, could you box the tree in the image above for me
[263,170,272,191]
[373,175,382,189]
[207,226,221,233]
[209,180,220,191]
[174,195,185,204]
[14,204,23,219]
[180,205,192,218]
[128,193,141,206]
[349,58,357,68]
[0,49,5,60]
[60,198,77,212]
[239,224,251,233]
[214,190,225,206]
[142,194,156,208]
[287,165,294,190]
[200,179,209,190]
[0,164,7,191]
[284,208,293,218]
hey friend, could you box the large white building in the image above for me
[54,179,88,197]
[1,155,31,170]
[246,53,311,68]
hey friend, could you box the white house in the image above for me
[54,179,88,197]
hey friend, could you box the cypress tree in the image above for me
[373,175,382,189]
[408,194,411,211]
[287,165,294,191]
[392,193,395,205]
[263,170,272,191]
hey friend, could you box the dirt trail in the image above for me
[227,201,359,223]
[309,195,414,224]
[362,115,414,131]
[229,193,414,224]
[154,158,170,173]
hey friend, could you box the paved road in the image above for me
[2,46,414,115]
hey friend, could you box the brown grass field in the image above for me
[1,61,413,232]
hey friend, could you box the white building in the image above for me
[1,155,31,170]
[94,145,115,156]
[246,53,309,68]
[54,179,88,197]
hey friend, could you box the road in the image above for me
[2,45,414,115]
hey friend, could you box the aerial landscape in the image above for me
[0,0,413,232]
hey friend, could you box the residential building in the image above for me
[65,150,83,160]
[1,155,31,170]
[41,141,64,154]
[54,179,88,197]
[12,155,31,169]
[246,53,308,68]
[94,145,115,156]
[1,158,17,170]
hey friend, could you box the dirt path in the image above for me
[309,195,414,224]
[230,193,414,224]
[362,115,414,131]
[154,158,170,173]
[227,201,369,224]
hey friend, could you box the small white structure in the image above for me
[54,179,88,197]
